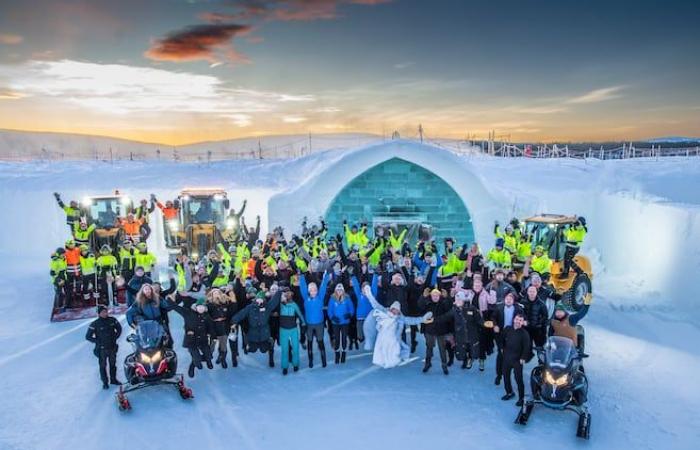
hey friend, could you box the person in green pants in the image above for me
[279,287,306,375]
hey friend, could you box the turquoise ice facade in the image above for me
[324,157,474,245]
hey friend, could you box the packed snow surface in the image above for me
[0,140,699,450]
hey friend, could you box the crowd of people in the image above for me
[51,192,592,406]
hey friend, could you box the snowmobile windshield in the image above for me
[135,321,164,349]
[544,336,577,369]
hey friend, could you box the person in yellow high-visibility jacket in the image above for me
[487,238,512,270]
[560,217,587,279]
[494,222,518,254]
[529,245,552,279]
[135,242,157,276]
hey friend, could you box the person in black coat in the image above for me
[85,305,123,389]
[436,291,483,369]
[405,265,435,353]
[493,292,525,385]
[171,298,217,378]
[522,285,549,348]
[418,288,454,374]
[500,313,531,406]
[231,290,282,368]
[207,287,239,368]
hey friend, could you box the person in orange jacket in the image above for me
[155,196,180,246]
[64,239,82,307]
[117,212,144,243]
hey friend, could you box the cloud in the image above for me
[393,61,415,70]
[0,33,23,45]
[203,0,393,24]
[1,59,314,116]
[224,113,253,127]
[282,115,307,123]
[144,23,252,63]
[508,105,568,114]
[567,86,625,104]
[0,89,25,100]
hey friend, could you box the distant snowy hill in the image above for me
[0,129,382,161]
[645,136,699,143]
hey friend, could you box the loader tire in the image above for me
[562,274,591,312]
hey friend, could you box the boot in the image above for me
[293,366,299,372]
[422,360,432,373]
[188,363,195,378]
[501,392,515,401]
[102,382,109,390]
[206,359,214,370]
[220,351,228,369]
[110,379,122,385]
[447,349,454,367]
[341,351,346,364]
[320,348,327,368]
[442,364,449,375]
[495,375,502,385]
[308,347,314,369]
[516,398,524,407]
[335,351,341,365]
[228,339,238,367]
[461,359,468,369]
[479,359,485,371]
[410,341,417,354]
[215,353,222,365]
[282,368,288,376]
[268,349,275,368]
[466,358,473,370]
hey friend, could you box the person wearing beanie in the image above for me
[171,296,217,378]
[327,283,355,364]
[278,287,306,375]
[85,305,122,389]
[418,287,453,374]
[362,284,433,368]
[125,266,153,307]
[493,292,525,386]
[486,237,512,271]
[231,289,282,368]
[435,290,484,370]
[549,295,592,351]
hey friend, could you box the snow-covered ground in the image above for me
[1,141,699,450]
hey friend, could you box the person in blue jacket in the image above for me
[279,287,306,375]
[327,283,355,364]
[125,266,153,307]
[299,271,330,368]
[126,283,174,328]
[350,273,377,345]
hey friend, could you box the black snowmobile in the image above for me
[515,336,591,439]
[116,320,193,410]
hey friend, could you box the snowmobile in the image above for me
[164,188,233,263]
[116,320,193,411]
[515,336,591,439]
[517,214,593,311]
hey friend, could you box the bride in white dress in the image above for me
[362,285,432,369]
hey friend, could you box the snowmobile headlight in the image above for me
[140,352,151,363]
[150,351,162,363]
[545,371,568,386]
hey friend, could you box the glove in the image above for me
[53,192,60,199]
[336,233,342,243]
[423,287,431,297]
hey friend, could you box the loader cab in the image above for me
[179,190,229,227]
[524,214,577,262]
[81,194,133,229]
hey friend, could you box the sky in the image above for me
[0,0,699,145]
